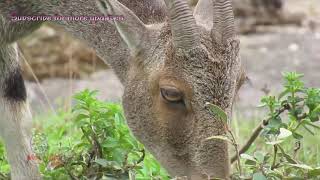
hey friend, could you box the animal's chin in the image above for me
[167,164,208,179]
[144,140,225,179]
[150,149,203,178]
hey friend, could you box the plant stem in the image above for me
[228,126,242,176]
[0,172,7,179]
[271,145,278,170]
[231,119,267,163]
[292,92,296,116]
[293,141,301,159]
[231,104,290,163]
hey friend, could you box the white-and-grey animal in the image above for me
[0,0,243,179]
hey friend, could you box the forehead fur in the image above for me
[159,32,239,108]
[131,22,240,110]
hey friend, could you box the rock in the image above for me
[19,24,108,81]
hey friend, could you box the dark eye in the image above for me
[160,86,184,103]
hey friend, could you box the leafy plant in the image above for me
[206,72,320,179]
[1,72,320,179]
[231,72,320,179]
[0,90,169,180]
[39,90,170,179]
[0,142,9,179]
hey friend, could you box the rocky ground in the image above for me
[236,27,320,118]
[23,0,320,119]
[19,24,108,81]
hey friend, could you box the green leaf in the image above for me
[278,145,297,164]
[266,128,292,145]
[312,104,320,114]
[302,125,315,135]
[253,172,267,180]
[308,167,320,178]
[278,89,290,100]
[240,154,257,162]
[292,132,304,140]
[310,112,320,122]
[278,128,292,139]
[241,153,257,166]
[95,158,109,167]
[205,102,228,123]
[267,116,282,130]
[205,135,232,144]
[103,138,119,148]
[266,140,284,145]
[245,159,257,166]
[254,151,265,163]
[268,171,283,179]
[284,177,305,180]
[303,119,320,130]
[287,163,313,170]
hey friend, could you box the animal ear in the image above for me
[193,0,213,30]
[211,0,236,45]
[96,0,149,54]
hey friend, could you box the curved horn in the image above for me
[211,0,236,45]
[164,0,200,50]
[193,0,213,30]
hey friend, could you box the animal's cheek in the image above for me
[121,81,166,149]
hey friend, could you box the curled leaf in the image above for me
[205,135,233,144]
[205,102,228,123]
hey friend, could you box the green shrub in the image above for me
[0,90,169,179]
[205,72,320,179]
[0,142,9,179]
[1,72,320,179]
[226,72,320,179]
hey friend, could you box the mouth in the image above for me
[172,173,209,180]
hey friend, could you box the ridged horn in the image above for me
[211,0,236,45]
[164,0,200,50]
[193,0,213,30]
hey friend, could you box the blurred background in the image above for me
[18,0,320,118]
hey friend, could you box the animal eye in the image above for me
[160,86,184,103]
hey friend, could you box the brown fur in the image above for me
[121,23,242,178]
[0,0,243,179]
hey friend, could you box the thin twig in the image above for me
[231,119,268,163]
[297,113,308,120]
[228,126,242,175]
[293,141,301,159]
[231,104,290,163]
[271,145,278,170]
[0,172,8,179]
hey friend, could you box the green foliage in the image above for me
[206,102,228,123]
[0,142,9,179]
[1,72,319,179]
[0,90,169,180]
[231,72,320,179]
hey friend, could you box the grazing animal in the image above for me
[0,0,243,179]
